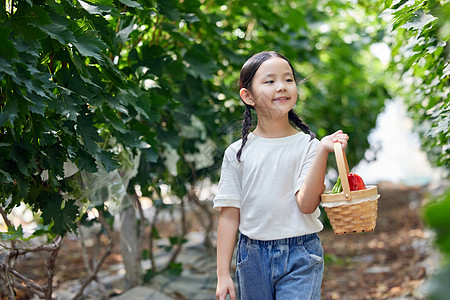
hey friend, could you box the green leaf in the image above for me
[32,10,76,44]
[0,169,13,184]
[118,89,149,118]
[143,147,158,163]
[98,53,127,87]
[143,269,158,282]
[0,225,28,241]
[0,28,17,59]
[102,105,128,133]
[96,150,120,172]
[31,223,53,237]
[78,0,113,15]
[391,0,409,10]
[73,31,108,61]
[400,9,437,31]
[77,149,98,172]
[169,236,187,246]
[157,0,180,21]
[16,174,30,199]
[184,44,217,80]
[28,93,49,116]
[425,264,450,300]
[0,57,15,77]
[11,142,32,176]
[116,19,136,44]
[424,189,450,255]
[41,195,79,236]
[77,114,102,154]
[55,91,83,122]
[118,0,142,9]
[0,98,19,127]
[167,262,183,276]
[385,0,393,9]
[182,13,200,24]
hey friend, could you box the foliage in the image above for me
[385,1,450,299]
[423,188,450,300]
[0,0,389,235]
[386,0,450,169]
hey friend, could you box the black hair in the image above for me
[236,51,315,162]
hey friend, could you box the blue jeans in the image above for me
[236,233,324,300]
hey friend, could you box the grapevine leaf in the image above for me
[78,0,113,15]
[55,91,83,122]
[143,147,158,163]
[425,265,450,300]
[16,174,30,199]
[0,28,17,59]
[0,57,15,77]
[118,0,141,9]
[424,190,450,254]
[73,30,108,61]
[184,44,217,80]
[96,150,120,172]
[116,19,136,43]
[400,10,437,31]
[98,53,127,87]
[0,169,13,184]
[0,225,26,241]
[0,98,19,127]
[76,114,102,154]
[11,142,32,176]
[28,93,48,116]
[41,195,79,236]
[157,0,181,21]
[77,149,98,173]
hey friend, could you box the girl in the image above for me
[214,51,349,300]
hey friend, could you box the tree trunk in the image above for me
[118,202,142,287]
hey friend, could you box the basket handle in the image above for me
[333,142,352,200]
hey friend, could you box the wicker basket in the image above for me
[320,143,379,235]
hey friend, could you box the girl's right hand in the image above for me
[216,275,236,300]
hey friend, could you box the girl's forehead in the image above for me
[255,57,293,77]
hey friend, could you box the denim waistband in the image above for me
[238,233,318,246]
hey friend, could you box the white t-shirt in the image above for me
[213,131,323,241]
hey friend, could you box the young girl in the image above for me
[214,51,349,300]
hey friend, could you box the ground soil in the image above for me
[320,181,431,300]
[2,182,433,299]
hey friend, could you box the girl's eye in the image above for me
[265,80,274,84]
[286,78,294,82]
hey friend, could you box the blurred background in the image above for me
[1,0,449,299]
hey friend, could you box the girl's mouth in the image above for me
[273,97,289,102]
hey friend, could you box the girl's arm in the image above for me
[216,207,240,300]
[296,130,348,214]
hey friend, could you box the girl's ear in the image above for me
[240,88,255,106]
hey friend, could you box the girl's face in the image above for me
[240,57,298,119]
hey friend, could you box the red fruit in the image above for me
[348,173,366,191]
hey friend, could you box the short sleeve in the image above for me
[213,148,241,211]
[294,139,319,194]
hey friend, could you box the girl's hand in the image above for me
[319,130,349,153]
[216,275,236,300]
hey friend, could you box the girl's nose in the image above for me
[276,82,287,92]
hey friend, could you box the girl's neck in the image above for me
[253,118,298,138]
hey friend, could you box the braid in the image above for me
[288,110,316,141]
[236,105,253,162]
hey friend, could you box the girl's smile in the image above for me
[273,96,290,102]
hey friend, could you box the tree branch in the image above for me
[0,261,46,296]
[72,211,113,300]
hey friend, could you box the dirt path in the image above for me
[4,182,434,299]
